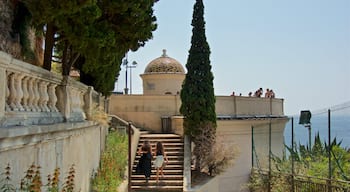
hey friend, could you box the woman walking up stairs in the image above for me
[154,141,169,183]
[131,133,184,192]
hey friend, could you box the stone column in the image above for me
[0,52,11,119]
[39,80,50,112]
[14,73,25,111]
[21,76,30,111]
[56,76,71,121]
[84,86,93,120]
[8,72,17,111]
[183,135,192,191]
[47,83,58,112]
[104,96,109,113]
[0,67,5,118]
[27,77,35,111]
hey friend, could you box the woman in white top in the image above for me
[154,141,168,183]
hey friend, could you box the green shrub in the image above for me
[91,131,128,191]
[0,164,15,192]
[248,134,350,191]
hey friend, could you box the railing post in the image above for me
[183,135,191,191]
[291,117,295,192]
[99,93,103,108]
[84,86,93,120]
[233,95,237,116]
[251,126,254,168]
[104,97,109,113]
[269,98,273,115]
[268,121,271,192]
[128,122,132,192]
[328,109,332,192]
[0,52,10,121]
[56,76,71,121]
[0,67,5,119]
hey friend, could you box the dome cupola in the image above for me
[140,49,186,95]
[144,49,185,74]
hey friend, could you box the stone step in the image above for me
[138,139,183,144]
[131,185,183,192]
[132,169,183,174]
[140,134,182,138]
[135,151,184,157]
[157,146,184,150]
[133,164,184,170]
[135,157,184,162]
[132,132,184,191]
[133,163,184,169]
[135,151,184,155]
[131,175,183,180]
[138,142,184,147]
[133,160,184,166]
[133,157,184,161]
[132,180,183,186]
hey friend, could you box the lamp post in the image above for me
[129,61,137,94]
[122,57,129,94]
[123,57,137,95]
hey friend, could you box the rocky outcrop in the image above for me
[0,1,43,65]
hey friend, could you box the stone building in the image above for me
[140,49,185,95]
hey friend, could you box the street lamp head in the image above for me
[123,58,128,66]
[132,61,137,66]
[299,110,311,125]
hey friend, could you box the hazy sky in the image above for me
[114,0,350,116]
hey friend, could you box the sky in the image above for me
[114,0,350,116]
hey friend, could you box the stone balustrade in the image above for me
[0,51,105,127]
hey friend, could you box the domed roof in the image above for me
[144,49,185,74]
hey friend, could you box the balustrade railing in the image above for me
[0,51,105,127]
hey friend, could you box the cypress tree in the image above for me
[180,0,216,170]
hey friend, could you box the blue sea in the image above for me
[284,115,350,149]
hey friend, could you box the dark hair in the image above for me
[142,140,151,152]
[156,141,164,154]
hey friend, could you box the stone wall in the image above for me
[0,51,109,191]
[0,121,108,191]
[216,119,287,192]
[0,51,106,127]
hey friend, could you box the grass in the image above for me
[91,131,128,192]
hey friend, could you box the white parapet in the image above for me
[0,51,106,127]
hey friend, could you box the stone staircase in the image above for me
[131,132,184,192]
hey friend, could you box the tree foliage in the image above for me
[11,2,35,62]
[22,0,157,95]
[180,0,217,171]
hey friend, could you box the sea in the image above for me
[284,114,350,149]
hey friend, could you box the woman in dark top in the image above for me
[137,140,152,183]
